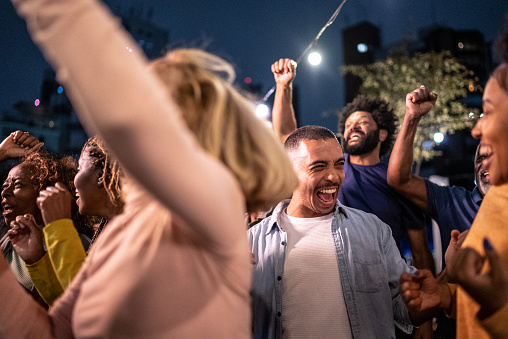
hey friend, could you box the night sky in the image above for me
[1,0,507,132]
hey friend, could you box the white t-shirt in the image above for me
[280,211,352,339]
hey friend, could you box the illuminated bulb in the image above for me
[433,132,444,144]
[255,104,270,120]
[308,52,322,65]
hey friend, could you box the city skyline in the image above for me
[1,0,507,133]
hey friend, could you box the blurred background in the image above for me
[1,0,507,189]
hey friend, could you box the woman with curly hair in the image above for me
[1,150,91,306]
[9,136,124,306]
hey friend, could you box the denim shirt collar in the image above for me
[265,199,349,235]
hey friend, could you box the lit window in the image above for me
[357,43,368,53]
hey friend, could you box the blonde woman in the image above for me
[1,0,297,338]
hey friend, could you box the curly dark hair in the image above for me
[21,151,94,238]
[22,151,76,193]
[338,95,398,157]
[82,136,124,245]
[82,136,123,208]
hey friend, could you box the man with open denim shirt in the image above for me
[248,125,423,339]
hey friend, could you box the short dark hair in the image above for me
[284,125,339,152]
[338,95,398,157]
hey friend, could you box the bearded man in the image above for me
[337,96,432,269]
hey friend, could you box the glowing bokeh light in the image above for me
[57,86,64,94]
[255,103,270,120]
[433,132,444,143]
[308,52,322,65]
[244,77,252,84]
[357,43,368,53]
[34,99,40,106]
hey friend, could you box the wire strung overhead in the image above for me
[262,0,349,102]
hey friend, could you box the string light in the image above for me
[263,0,349,101]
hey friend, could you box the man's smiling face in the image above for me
[287,138,345,218]
[343,111,381,156]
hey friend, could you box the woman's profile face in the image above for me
[75,149,102,216]
[472,76,508,186]
[1,163,42,226]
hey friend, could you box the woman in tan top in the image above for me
[0,0,297,337]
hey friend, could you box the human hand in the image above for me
[400,270,441,313]
[271,58,296,87]
[37,183,73,225]
[406,86,438,120]
[444,229,469,270]
[0,130,44,163]
[448,238,508,319]
[8,214,45,265]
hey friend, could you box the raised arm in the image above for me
[11,0,246,248]
[0,130,44,164]
[387,86,437,212]
[271,58,297,143]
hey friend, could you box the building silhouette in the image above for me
[0,10,170,159]
[342,22,380,103]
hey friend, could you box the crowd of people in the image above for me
[0,0,507,337]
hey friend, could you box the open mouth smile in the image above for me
[316,186,338,206]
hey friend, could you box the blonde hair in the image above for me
[150,49,297,212]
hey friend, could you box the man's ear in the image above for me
[379,129,388,142]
